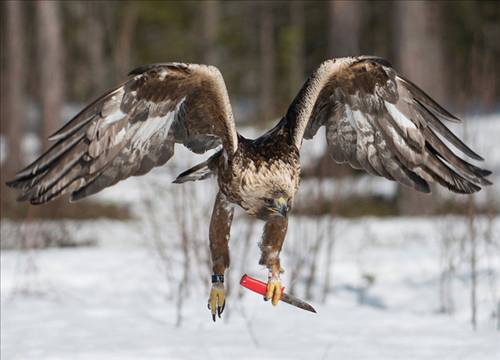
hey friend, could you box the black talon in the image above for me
[219,301,225,316]
[217,301,225,318]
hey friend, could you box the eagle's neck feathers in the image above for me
[286,58,353,149]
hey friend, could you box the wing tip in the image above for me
[480,168,493,177]
[467,151,484,162]
[48,133,63,142]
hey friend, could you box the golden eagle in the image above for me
[7,56,491,321]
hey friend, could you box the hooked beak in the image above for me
[274,197,289,218]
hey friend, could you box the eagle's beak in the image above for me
[274,197,289,218]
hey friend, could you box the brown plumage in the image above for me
[7,56,491,320]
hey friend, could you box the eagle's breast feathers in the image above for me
[217,134,300,219]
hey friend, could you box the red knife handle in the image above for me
[240,274,284,297]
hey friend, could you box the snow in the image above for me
[2,216,499,359]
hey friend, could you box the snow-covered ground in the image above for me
[2,215,499,359]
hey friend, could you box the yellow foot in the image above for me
[207,283,225,322]
[265,275,282,306]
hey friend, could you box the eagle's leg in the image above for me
[207,192,234,322]
[259,216,288,306]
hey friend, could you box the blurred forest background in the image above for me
[1,3,500,354]
[1,0,500,219]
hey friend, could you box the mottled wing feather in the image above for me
[7,63,237,204]
[287,56,491,194]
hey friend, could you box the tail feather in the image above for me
[173,151,222,184]
[173,161,213,184]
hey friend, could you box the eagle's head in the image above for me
[254,191,293,220]
[240,188,293,221]
[237,159,299,220]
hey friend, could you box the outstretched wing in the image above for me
[7,63,238,204]
[284,56,491,194]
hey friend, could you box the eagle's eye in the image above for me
[263,198,274,206]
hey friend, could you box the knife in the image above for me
[240,274,317,313]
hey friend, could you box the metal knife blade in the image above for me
[281,293,317,313]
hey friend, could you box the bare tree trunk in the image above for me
[288,1,304,97]
[394,1,446,103]
[393,0,446,215]
[65,1,108,97]
[201,0,220,66]
[3,0,25,175]
[328,0,362,57]
[36,0,64,150]
[259,1,275,123]
[86,2,106,91]
[114,1,138,79]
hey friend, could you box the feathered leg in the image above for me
[207,192,234,322]
[259,216,288,305]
